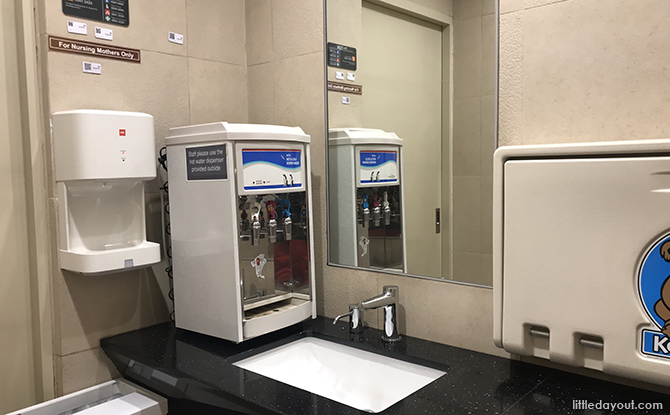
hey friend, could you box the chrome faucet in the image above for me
[333,285,401,342]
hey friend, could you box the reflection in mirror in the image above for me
[326,0,497,286]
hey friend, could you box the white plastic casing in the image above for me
[53,110,157,181]
[53,110,160,274]
[494,139,670,387]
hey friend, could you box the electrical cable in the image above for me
[158,146,175,322]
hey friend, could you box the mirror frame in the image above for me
[323,0,500,287]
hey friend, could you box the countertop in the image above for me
[101,317,670,414]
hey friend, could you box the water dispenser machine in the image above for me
[328,128,406,272]
[166,122,316,342]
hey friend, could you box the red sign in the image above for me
[119,129,126,136]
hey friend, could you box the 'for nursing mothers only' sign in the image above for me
[48,36,140,63]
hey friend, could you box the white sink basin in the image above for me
[233,337,446,413]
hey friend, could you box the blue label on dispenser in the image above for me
[242,149,302,190]
[359,151,399,184]
[242,150,301,169]
[637,233,670,360]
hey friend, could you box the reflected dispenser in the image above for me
[53,110,161,274]
[329,128,406,272]
[166,122,316,343]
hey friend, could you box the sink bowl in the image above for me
[233,337,446,413]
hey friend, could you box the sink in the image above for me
[233,337,446,413]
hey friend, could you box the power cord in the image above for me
[158,147,175,322]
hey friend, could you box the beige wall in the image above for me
[452,0,496,286]
[499,0,670,146]
[35,0,248,396]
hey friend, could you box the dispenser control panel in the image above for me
[236,144,305,194]
[356,147,399,187]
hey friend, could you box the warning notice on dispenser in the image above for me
[186,145,228,181]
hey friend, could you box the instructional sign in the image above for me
[186,145,228,181]
[48,36,140,63]
[62,0,129,27]
[327,42,356,70]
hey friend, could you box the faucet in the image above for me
[333,285,401,342]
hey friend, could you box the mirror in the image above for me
[326,0,498,286]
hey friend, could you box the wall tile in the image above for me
[272,0,323,60]
[453,251,482,284]
[522,0,670,144]
[47,50,190,150]
[498,11,523,146]
[454,0,482,20]
[453,175,481,252]
[187,0,246,65]
[61,347,120,395]
[482,0,496,15]
[408,0,453,17]
[41,0,188,56]
[454,17,482,99]
[481,13,497,96]
[500,0,524,14]
[524,0,571,9]
[377,273,507,356]
[453,97,482,176]
[480,254,493,286]
[188,58,248,125]
[248,63,275,125]
[246,0,273,65]
[327,0,362,50]
[481,94,496,175]
[274,52,325,141]
[480,175,493,254]
[58,268,169,355]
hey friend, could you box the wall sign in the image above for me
[48,36,140,63]
[186,145,228,181]
[327,42,356,70]
[62,0,129,27]
[327,81,362,95]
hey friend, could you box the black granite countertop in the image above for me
[101,317,670,415]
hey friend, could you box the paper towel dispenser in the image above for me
[494,140,670,387]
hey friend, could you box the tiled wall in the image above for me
[452,0,496,286]
[499,0,670,146]
[36,0,248,395]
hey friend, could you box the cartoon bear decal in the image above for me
[638,236,670,358]
[654,241,670,336]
